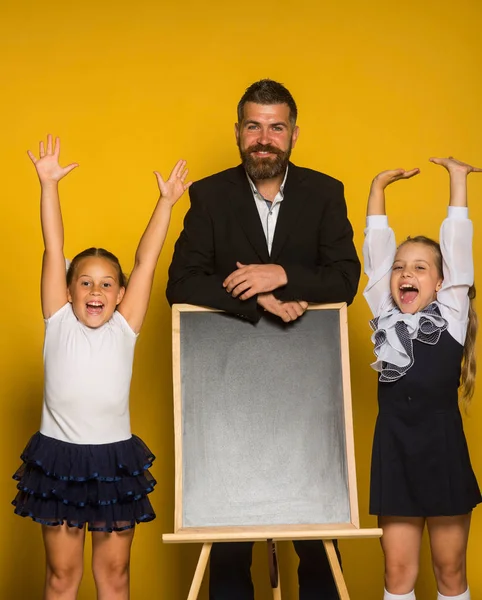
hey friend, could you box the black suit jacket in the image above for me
[166,162,361,322]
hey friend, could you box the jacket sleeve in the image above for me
[274,182,361,305]
[362,215,396,317]
[437,207,473,345]
[166,185,260,322]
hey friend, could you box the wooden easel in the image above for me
[186,542,212,600]
[266,539,347,600]
[163,525,382,600]
[166,305,382,598]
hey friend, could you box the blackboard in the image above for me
[170,304,359,533]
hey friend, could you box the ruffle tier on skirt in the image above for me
[12,432,156,532]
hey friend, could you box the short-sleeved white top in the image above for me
[40,303,138,445]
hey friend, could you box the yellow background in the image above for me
[2,0,482,597]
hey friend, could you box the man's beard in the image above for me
[239,142,291,180]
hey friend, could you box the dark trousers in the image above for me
[209,540,341,600]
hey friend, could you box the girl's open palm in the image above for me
[372,168,420,190]
[27,134,78,183]
[154,160,192,206]
[430,156,482,175]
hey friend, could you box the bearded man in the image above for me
[166,79,360,600]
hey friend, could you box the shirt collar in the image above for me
[245,165,289,200]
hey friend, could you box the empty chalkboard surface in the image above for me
[167,303,365,536]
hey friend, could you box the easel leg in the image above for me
[267,540,282,599]
[323,540,350,600]
[187,542,212,600]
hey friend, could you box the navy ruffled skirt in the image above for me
[12,432,156,532]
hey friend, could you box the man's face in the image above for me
[235,102,299,181]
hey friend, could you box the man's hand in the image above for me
[257,293,308,323]
[223,262,288,300]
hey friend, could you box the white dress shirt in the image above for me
[246,167,289,255]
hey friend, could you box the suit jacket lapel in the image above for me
[270,163,308,262]
[228,165,270,263]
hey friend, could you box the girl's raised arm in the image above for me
[429,157,481,332]
[429,156,482,208]
[363,168,419,316]
[118,160,191,333]
[28,135,78,319]
[367,168,420,216]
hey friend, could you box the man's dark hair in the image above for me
[237,79,298,126]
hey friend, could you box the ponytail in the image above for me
[460,284,477,406]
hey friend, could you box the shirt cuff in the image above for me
[366,215,389,228]
[447,206,469,220]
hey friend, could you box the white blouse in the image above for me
[363,207,473,378]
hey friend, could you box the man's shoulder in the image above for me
[290,164,343,190]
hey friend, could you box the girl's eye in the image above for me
[81,281,91,286]
[415,266,425,270]
[392,266,402,271]
[102,283,111,288]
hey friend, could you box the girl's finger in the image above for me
[174,159,186,178]
[403,168,420,178]
[154,171,165,186]
[47,134,53,155]
[54,136,60,158]
[27,150,37,164]
[167,164,178,181]
[39,141,45,158]
[63,163,79,175]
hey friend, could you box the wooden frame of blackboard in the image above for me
[163,303,382,599]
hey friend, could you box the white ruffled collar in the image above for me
[370,302,448,382]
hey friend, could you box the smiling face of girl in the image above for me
[390,240,443,314]
[67,256,125,327]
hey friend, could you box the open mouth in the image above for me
[399,283,419,304]
[249,144,281,158]
[251,151,277,159]
[86,301,104,315]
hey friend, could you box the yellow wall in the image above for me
[2,0,482,597]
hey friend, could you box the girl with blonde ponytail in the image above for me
[363,157,481,600]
